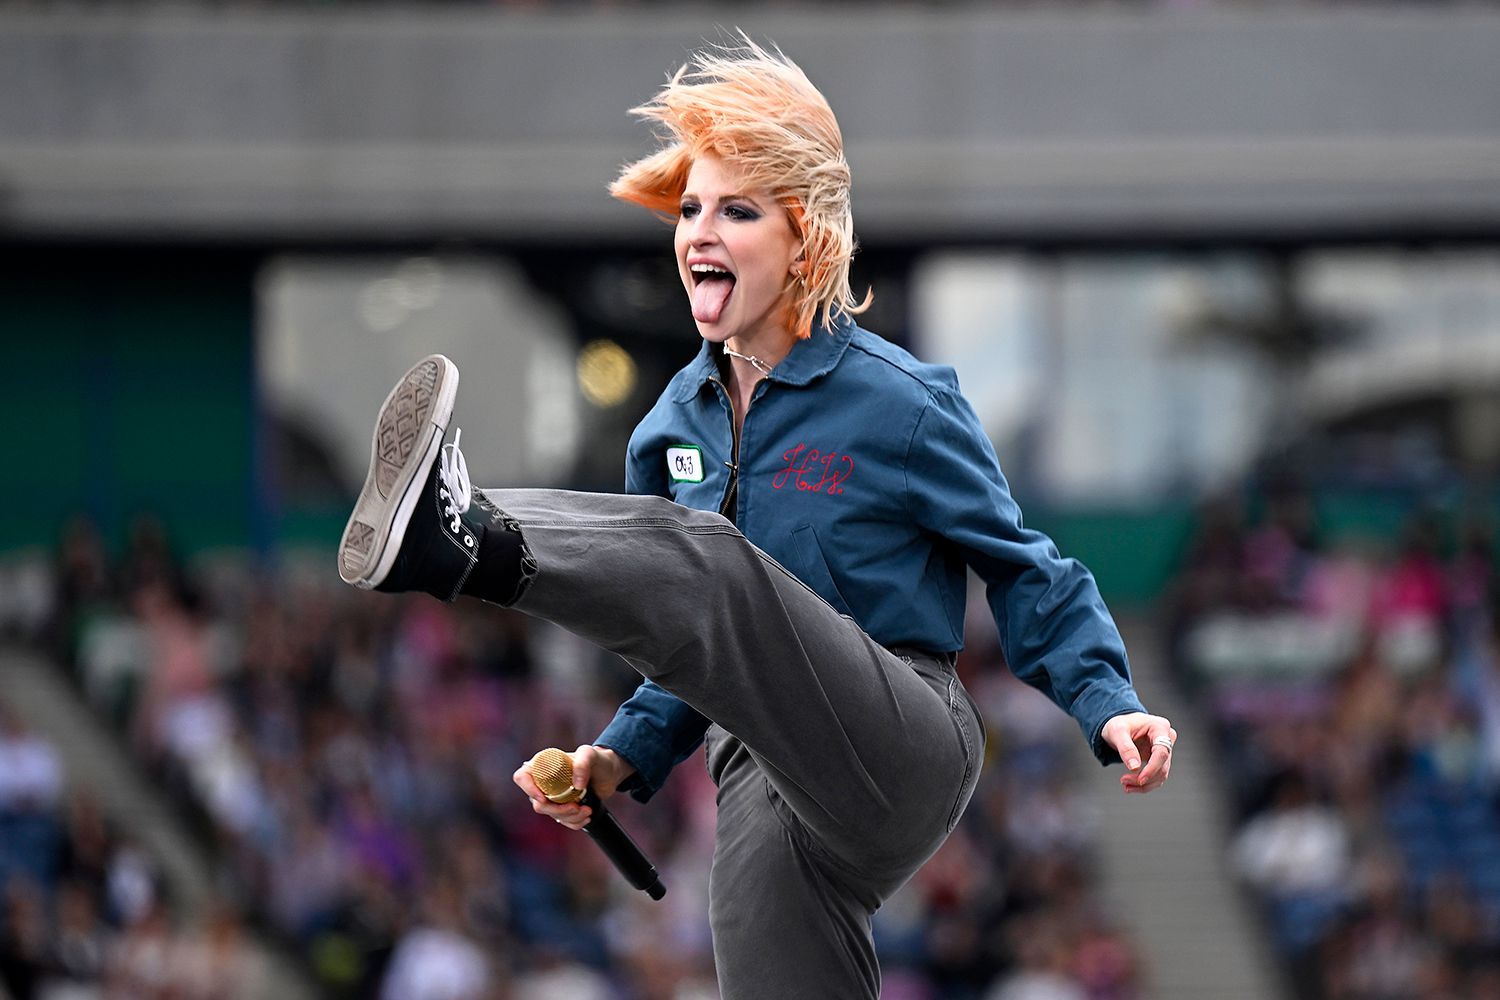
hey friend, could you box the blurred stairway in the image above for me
[0,646,317,1000]
[1079,616,1285,1000]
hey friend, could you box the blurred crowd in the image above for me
[0,701,265,1000]
[0,514,1145,1000]
[1166,492,1500,1000]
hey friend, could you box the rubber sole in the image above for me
[337,354,459,588]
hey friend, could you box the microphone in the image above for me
[530,748,666,901]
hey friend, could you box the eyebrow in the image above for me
[680,191,766,209]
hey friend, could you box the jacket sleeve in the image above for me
[904,385,1146,764]
[595,682,711,803]
[593,418,711,803]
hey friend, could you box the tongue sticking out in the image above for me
[692,276,734,324]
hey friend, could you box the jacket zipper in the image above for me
[721,447,740,520]
[710,376,764,523]
[709,376,739,520]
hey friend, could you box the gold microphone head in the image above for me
[532,748,585,804]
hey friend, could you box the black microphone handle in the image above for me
[580,788,667,900]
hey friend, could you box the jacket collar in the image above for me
[670,315,857,402]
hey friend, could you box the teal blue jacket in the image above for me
[597,318,1144,799]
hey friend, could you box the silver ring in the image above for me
[1153,737,1175,753]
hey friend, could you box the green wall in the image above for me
[1026,507,1195,609]
[0,248,257,556]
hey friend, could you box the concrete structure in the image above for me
[2,6,1498,242]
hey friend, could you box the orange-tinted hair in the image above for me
[610,35,871,340]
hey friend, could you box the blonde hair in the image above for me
[610,35,871,340]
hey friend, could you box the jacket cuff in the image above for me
[595,724,668,804]
[1074,681,1148,765]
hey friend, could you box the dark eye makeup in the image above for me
[678,199,760,222]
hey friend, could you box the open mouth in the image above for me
[690,262,736,323]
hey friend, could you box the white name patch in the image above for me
[667,445,705,483]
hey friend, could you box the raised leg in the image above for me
[492,487,982,880]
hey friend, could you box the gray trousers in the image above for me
[493,488,986,1000]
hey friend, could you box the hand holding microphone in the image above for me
[514,746,666,901]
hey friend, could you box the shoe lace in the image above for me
[439,428,473,531]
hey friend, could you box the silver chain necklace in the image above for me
[722,345,774,377]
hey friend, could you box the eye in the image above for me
[725,205,759,221]
[679,202,701,220]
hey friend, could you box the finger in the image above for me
[515,759,572,810]
[570,745,595,792]
[1121,761,1171,793]
[1112,735,1143,773]
[527,785,592,819]
[513,757,595,827]
[513,765,544,800]
[1121,764,1168,790]
[531,796,592,824]
[1135,743,1171,786]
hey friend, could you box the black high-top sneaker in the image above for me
[337,355,485,601]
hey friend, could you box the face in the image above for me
[675,154,803,354]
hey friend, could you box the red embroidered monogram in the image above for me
[771,443,855,495]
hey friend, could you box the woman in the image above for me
[337,39,1175,1000]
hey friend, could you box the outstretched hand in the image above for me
[1100,712,1176,794]
[512,745,636,831]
